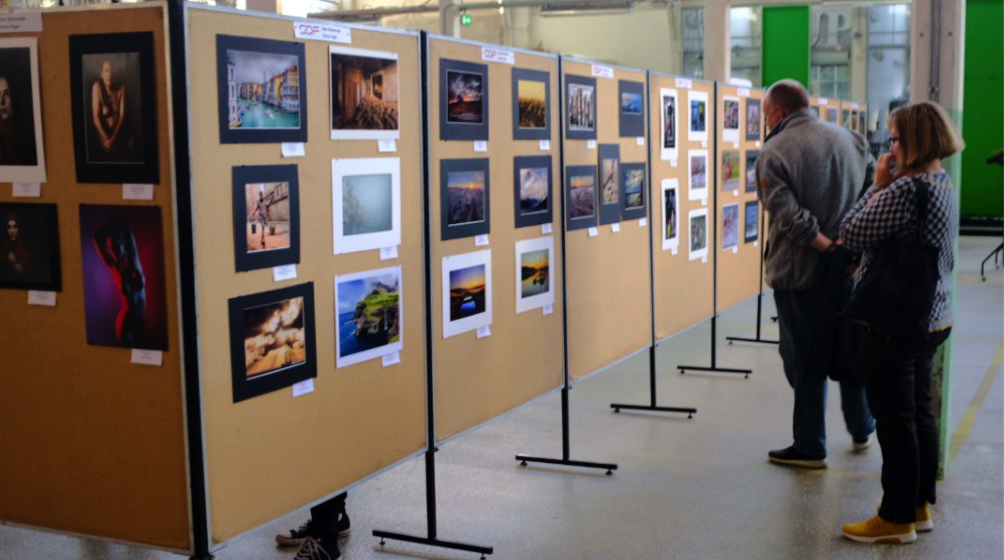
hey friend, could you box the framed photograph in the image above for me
[329,45,399,140]
[440,59,488,141]
[659,88,678,162]
[440,158,490,241]
[722,150,741,192]
[442,249,492,338]
[688,207,708,261]
[842,109,852,129]
[0,39,45,183]
[722,203,740,250]
[79,204,167,350]
[232,165,299,272]
[745,98,761,141]
[598,143,621,225]
[512,68,550,141]
[565,165,597,231]
[618,79,645,138]
[515,236,554,314]
[621,162,646,221]
[745,150,760,193]
[565,74,596,141]
[332,157,401,254]
[660,179,679,252]
[335,266,402,368]
[228,283,316,403]
[69,32,157,184]
[826,106,838,124]
[0,203,60,291]
[858,112,867,135]
[722,95,740,144]
[744,201,759,243]
[217,35,307,144]
[688,90,708,143]
[688,149,708,201]
[513,155,552,228]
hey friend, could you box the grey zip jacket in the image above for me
[757,108,875,290]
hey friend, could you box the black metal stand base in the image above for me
[726,335,779,345]
[515,454,618,475]
[373,530,493,559]
[678,365,752,378]
[609,403,696,418]
[189,555,213,560]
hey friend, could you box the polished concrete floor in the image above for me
[2,236,1001,560]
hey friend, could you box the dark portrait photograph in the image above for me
[70,32,159,184]
[0,202,60,292]
[0,38,45,183]
[79,204,168,351]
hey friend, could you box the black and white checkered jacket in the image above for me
[839,172,958,332]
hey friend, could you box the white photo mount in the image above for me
[722,95,740,145]
[442,249,493,338]
[659,88,679,162]
[332,157,402,255]
[688,207,709,261]
[661,178,680,252]
[329,45,400,141]
[0,38,46,183]
[687,89,709,144]
[515,236,555,314]
[687,149,709,201]
[334,265,404,368]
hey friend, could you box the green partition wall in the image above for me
[961,0,1004,219]
[762,6,810,89]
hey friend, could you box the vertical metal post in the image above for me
[166,1,212,558]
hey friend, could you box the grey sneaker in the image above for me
[853,435,872,452]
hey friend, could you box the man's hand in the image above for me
[809,232,835,253]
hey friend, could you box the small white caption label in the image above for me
[13,182,40,197]
[28,290,56,306]
[292,379,315,397]
[382,352,401,367]
[380,246,399,260]
[123,184,154,200]
[378,139,397,153]
[476,325,491,338]
[131,349,163,366]
[475,234,489,247]
[293,22,351,43]
[273,264,297,282]
[281,142,305,157]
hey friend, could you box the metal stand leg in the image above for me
[516,387,619,475]
[981,242,1004,281]
[610,346,697,417]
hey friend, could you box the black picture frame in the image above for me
[513,155,553,228]
[440,158,491,240]
[69,32,159,184]
[231,164,300,272]
[620,162,647,221]
[440,59,489,141]
[216,35,308,145]
[0,202,61,292]
[565,164,597,231]
[598,143,621,225]
[228,282,316,404]
[745,150,760,193]
[565,74,597,140]
[618,79,645,138]
[744,200,759,243]
[511,67,551,141]
[745,98,761,141]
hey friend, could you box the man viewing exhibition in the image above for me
[757,79,876,469]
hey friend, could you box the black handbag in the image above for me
[843,178,939,338]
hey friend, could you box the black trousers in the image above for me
[310,491,347,535]
[860,326,951,524]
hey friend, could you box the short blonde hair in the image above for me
[889,101,965,170]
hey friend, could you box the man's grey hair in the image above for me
[765,79,810,113]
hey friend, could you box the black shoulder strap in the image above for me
[911,177,930,242]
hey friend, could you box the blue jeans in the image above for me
[775,287,875,457]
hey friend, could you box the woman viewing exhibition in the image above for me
[838,101,964,544]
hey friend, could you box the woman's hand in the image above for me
[874,153,900,188]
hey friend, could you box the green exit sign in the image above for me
[461,14,472,26]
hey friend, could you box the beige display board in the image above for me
[0,4,191,552]
[186,7,425,544]
[812,95,842,125]
[716,86,764,312]
[562,58,651,379]
[427,36,563,441]
[839,100,870,136]
[649,73,716,340]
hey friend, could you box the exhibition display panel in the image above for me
[561,57,652,382]
[649,73,717,341]
[185,6,426,545]
[426,35,563,441]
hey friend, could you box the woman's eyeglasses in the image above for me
[886,136,900,148]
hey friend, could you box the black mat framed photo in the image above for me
[69,32,159,184]
[231,164,300,272]
[565,74,596,141]
[618,79,645,138]
[513,155,553,228]
[511,67,550,141]
[565,164,597,231]
[440,157,490,240]
[440,59,489,141]
[228,282,316,404]
[0,202,60,292]
[598,143,621,225]
[217,35,308,144]
[620,162,646,221]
